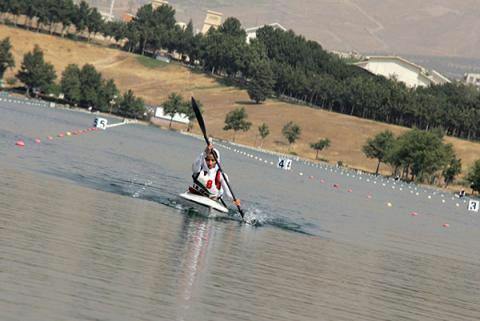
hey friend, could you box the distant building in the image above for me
[201,10,223,34]
[354,56,450,88]
[245,22,286,43]
[176,22,187,30]
[463,73,480,87]
[151,0,168,10]
[155,107,189,124]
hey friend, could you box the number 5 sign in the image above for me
[468,200,479,212]
[94,117,108,130]
[277,157,292,170]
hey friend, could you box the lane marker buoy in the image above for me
[16,140,25,147]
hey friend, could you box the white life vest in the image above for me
[192,169,222,198]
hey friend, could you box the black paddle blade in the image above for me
[191,97,208,143]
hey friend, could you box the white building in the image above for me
[354,56,450,88]
[201,10,223,34]
[151,0,168,10]
[245,22,287,44]
[155,107,189,124]
[464,73,480,87]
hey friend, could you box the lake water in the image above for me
[1,96,480,321]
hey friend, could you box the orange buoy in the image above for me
[34,138,41,144]
[410,211,418,216]
[442,223,449,228]
[48,136,53,140]
[16,140,25,147]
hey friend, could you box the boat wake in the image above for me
[40,170,319,235]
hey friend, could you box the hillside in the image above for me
[98,0,480,61]
[2,25,480,180]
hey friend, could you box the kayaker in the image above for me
[190,142,241,207]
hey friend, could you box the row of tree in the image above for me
[0,37,146,119]
[0,0,104,39]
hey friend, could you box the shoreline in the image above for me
[1,90,472,197]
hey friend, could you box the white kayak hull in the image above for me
[178,191,229,216]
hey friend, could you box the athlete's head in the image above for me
[205,152,217,169]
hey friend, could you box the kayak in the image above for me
[178,191,229,216]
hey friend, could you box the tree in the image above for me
[60,64,81,103]
[247,59,274,103]
[467,160,480,194]
[386,129,451,182]
[117,89,145,119]
[442,156,462,187]
[16,45,56,96]
[86,7,104,41]
[362,130,395,175]
[0,37,15,84]
[180,98,201,132]
[79,64,102,108]
[223,107,252,141]
[310,138,331,160]
[282,121,301,147]
[72,1,91,37]
[162,92,185,128]
[58,0,76,37]
[257,123,269,147]
[98,79,119,112]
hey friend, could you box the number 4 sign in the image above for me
[468,200,479,212]
[277,157,292,170]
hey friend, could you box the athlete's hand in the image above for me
[234,198,241,207]
[205,143,213,154]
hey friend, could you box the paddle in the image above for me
[191,97,245,219]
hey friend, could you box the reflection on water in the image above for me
[1,100,480,320]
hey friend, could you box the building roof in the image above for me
[245,22,287,33]
[355,55,450,86]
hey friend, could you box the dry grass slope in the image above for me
[2,25,480,182]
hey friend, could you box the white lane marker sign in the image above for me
[468,200,479,212]
[277,157,292,170]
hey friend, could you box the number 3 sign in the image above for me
[468,200,479,212]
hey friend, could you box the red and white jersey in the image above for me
[192,151,232,199]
